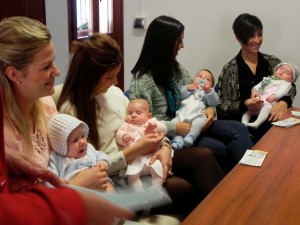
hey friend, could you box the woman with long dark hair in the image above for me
[57,32,225,218]
[130,15,253,171]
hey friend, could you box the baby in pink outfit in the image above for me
[242,62,299,129]
[116,98,167,191]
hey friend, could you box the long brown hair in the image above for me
[57,33,123,148]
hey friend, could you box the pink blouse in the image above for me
[4,96,57,167]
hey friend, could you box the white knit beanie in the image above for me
[274,62,299,82]
[48,114,89,156]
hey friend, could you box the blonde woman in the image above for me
[0,17,112,192]
[0,16,134,225]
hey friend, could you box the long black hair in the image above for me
[131,15,185,89]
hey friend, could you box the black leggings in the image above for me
[152,147,224,217]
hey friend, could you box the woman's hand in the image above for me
[124,132,164,163]
[149,145,172,182]
[176,122,191,136]
[203,107,215,131]
[135,133,164,154]
[5,149,62,192]
[269,101,288,122]
[105,181,116,193]
[69,167,109,190]
[78,190,135,225]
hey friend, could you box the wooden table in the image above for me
[182,108,300,225]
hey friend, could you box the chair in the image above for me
[124,89,130,98]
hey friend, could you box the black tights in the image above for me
[152,147,225,218]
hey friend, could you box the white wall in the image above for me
[46,0,300,106]
[45,0,69,85]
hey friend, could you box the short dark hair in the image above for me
[232,13,263,45]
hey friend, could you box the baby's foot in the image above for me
[184,133,195,147]
[171,136,184,149]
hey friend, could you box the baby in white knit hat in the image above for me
[242,62,299,129]
[48,113,114,192]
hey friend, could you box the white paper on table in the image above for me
[239,150,268,167]
[291,111,300,117]
[272,117,300,128]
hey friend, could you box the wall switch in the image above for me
[134,17,147,29]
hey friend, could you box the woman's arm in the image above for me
[149,141,172,181]
[0,186,85,225]
[270,83,296,121]
[202,107,215,132]
[217,60,243,119]
[5,149,62,192]
[0,186,134,225]
[3,144,133,225]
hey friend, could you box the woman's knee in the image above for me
[195,136,227,155]
[173,147,215,169]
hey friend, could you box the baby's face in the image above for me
[126,100,151,125]
[66,126,88,159]
[194,70,214,87]
[275,64,293,82]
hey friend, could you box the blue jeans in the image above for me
[195,120,253,163]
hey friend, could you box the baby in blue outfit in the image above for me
[48,113,114,192]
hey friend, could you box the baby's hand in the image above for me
[122,134,135,145]
[96,160,109,171]
[144,121,157,134]
[201,84,212,93]
[266,94,276,103]
[187,83,198,92]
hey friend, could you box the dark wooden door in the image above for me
[0,0,45,23]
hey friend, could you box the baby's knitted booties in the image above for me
[171,136,184,149]
[184,133,195,147]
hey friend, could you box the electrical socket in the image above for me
[133,17,147,29]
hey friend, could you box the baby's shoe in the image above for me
[171,136,184,149]
[184,133,195,147]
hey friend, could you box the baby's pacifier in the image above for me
[198,79,206,85]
